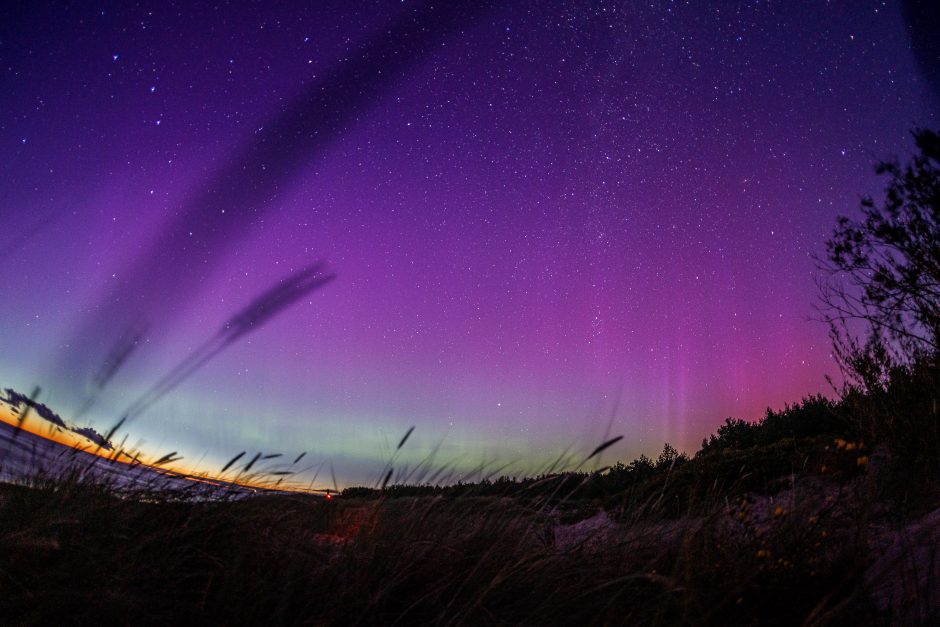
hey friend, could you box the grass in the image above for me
[0,431,935,626]
[0,360,936,625]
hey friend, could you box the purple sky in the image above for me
[1,1,936,487]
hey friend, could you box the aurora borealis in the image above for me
[1,1,937,487]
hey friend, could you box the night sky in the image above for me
[1,1,936,487]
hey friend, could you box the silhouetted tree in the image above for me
[628,454,655,481]
[759,395,845,442]
[701,417,758,453]
[818,128,940,498]
[818,128,940,384]
[656,443,687,469]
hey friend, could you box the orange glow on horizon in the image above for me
[0,401,323,495]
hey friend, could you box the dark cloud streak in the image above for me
[902,0,940,103]
[120,262,336,422]
[56,1,498,388]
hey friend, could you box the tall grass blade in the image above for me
[153,451,179,466]
[102,416,127,445]
[221,451,246,474]
[585,435,623,461]
[398,426,415,450]
[244,452,262,472]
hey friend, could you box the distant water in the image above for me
[0,419,255,498]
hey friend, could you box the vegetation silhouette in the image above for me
[817,127,940,504]
[818,128,940,362]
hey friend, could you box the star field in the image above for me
[0,1,935,486]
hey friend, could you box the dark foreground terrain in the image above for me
[0,430,937,626]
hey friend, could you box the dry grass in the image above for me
[0,448,935,626]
